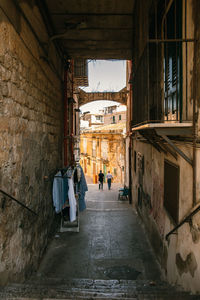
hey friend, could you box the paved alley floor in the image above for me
[35,183,162,282]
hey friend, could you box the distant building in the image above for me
[80,123,126,184]
[80,103,126,130]
[103,104,126,125]
[80,112,104,130]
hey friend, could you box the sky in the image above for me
[80,60,126,113]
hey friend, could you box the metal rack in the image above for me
[60,194,79,233]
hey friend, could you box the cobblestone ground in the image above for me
[35,183,162,281]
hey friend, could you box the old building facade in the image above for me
[126,0,200,293]
[80,123,126,184]
[103,104,126,125]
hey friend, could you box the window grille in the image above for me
[74,59,88,87]
[131,0,194,127]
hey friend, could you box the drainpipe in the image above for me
[71,59,74,163]
[64,61,69,167]
[192,38,197,206]
[128,60,133,204]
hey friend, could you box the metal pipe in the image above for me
[192,39,197,206]
[64,63,69,166]
[176,41,179,121]
[0,189,38,216]
[71,60,75,163]
[185,0,188,121]
[128,60,133,204]
[147,43,150,121]
[166,43,169,121]
[166,203,200,240]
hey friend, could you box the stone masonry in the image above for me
[0,2,64,284]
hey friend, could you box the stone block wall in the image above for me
[0,2,63,284]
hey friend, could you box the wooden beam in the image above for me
[51,13,133,16]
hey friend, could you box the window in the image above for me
[112,116,116,124]
[164,0,182,121]
[164,160,179,223]
[96,115,103,122]
[119,115,121,121]
[114,168,117,176]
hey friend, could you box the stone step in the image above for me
[0,278,198,300]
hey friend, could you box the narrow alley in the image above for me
[0,185,199,299]
[1,0,200,298]
[33,184,161,281]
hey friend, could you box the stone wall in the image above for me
[0,1,63,284]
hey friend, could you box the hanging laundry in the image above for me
[68,177,77,222]
[53,170,69,213]
[76,165,88,211]
[66,167,77,222]
[52,165,87,222]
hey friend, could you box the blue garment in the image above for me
[63,172,69,204]
[77,166,88,211]
[53,171,69,213]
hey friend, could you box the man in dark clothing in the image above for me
[98,170,104,190]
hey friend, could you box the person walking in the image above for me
[98,170,104,190]
[106,171,113,190]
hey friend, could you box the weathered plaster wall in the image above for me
[0,1,63,284]
[132,137,200,293]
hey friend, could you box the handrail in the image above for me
[0,189,38,216]
[166,204,200,240]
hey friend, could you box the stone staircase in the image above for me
[0,278,199,300]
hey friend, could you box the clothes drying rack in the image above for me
[53,167,80,233]
[60,194,79,233]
